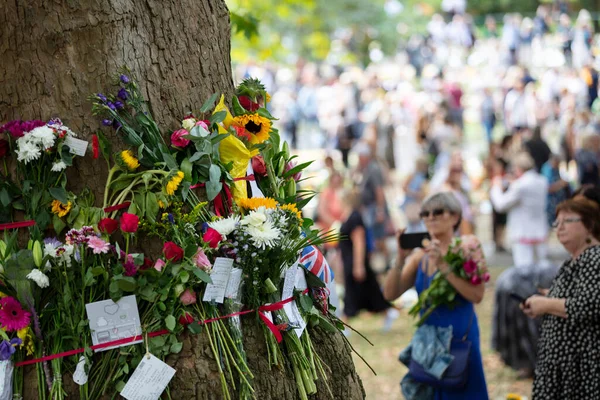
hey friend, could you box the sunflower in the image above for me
[232,114,271,145]
[281,203,302,221]
[51,200,72,218]
[166,171,185,196]
[237,197,277,212]
[120,150,140,171]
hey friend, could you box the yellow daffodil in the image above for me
[237,197,278,212]
[120,150,140,171]
[232,114,271,145]
[166,171,185,196]
[51,200,72,218]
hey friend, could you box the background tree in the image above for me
[0,1,364,398]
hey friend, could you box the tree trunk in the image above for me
[1,1,365,398]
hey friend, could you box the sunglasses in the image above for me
[419,208,447,219]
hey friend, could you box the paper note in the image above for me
[295,266,308,291]
[64,136,89,157]
[121,354,176,400]
[281,264,298,300]
[73,356,88,385]
[283,301,307,338]
[0,360,13,400]
[225,268,243,300]
[202,257,233,303]
[85,295,142,352]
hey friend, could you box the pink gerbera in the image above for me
[87,236,110,254]
[0,297,31,332]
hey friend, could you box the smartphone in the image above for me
[510,292,527,304]
[399,232,430,250]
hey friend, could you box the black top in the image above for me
[532,245,600,399]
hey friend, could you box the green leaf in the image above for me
[117,277,137,292]
[150,336,166,348]
[179,271,190,284]
[115,381,126,392]
[192,268,212,284]
[188,151,208,163]
[96,131,112,163]
[0,188,10,207]
[282,161,313,180]
[205,181,222,201]
[257,107,277,120]
[181,181,190,202]
[170,342,183,354]
[180,158,193,181]
[145,192,159,223]
[158,302,167,311]
[91,267,104,276]
[211,132,229,145]
[49,187,68,204]
[52,215,66,235]
[299,295,313,313]
[304,269,326,288]
[208,164,221,183]
[316,316,338,333]
[162,152,179,171]
[165,315,176,331]
[199,93,219,113]
[190,125,210,138]
[209,111,226,125]
[188,321,204,334]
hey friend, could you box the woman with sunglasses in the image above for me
[521,197,600,399]
[384,192,488,399]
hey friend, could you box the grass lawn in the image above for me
[347,267,533,400]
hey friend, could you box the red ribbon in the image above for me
[14,289,309,367]
[189,175,256,217]
[0,220,36,230]
[103,202,131,213]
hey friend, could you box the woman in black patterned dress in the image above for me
[522,197,600,399]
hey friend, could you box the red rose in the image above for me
[92,134,99,159]
[171,129,191,148]
[141,257,153,270]
[163,241,184,262]
[98,218,119,235]
[120,213,139,233]
[203,228,221,249]
[251,155,267,176]
[0,139,8,159]
[238,95,259,112]
[179,312,194,326]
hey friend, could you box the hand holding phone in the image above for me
[399,232,431,250]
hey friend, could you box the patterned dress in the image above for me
[533,245,600,399]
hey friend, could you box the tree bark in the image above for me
[2,1,365,398]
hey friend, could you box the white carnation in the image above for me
[29,126,56,149]
[26,269,50,288]
[208,216,240,238]
[51,160,67,172]
[15,138,41,163]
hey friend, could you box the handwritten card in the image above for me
[85,295,142,352]
[225,268,243,300]
[281,263,299,300]
[202,257,233,304]
[283,301,307,338]
[64,136,89,157]
[121,354,176,400]
[295,266,308,291]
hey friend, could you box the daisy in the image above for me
[87,236,110,254]
[208,216,240,238]
[0,297,31,332]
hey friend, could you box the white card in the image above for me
[225,268,243,299]
[73,356,88,385]
[281,263,299,301]
[65,136,89,157]
[121,354,176,400]
[202,257,233,303]
[295,266,308,291]
[283,301,306,338]
[85,295,142,352]
[0,360,13,400]
[263,310,273,323]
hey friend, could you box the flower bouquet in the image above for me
[409,236,490,327]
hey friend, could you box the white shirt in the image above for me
[490,170,549,243]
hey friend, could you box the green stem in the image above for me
[103,166,119,209]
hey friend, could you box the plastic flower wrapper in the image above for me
[217,133,257,202]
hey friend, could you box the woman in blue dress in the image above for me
[384,192,488,399]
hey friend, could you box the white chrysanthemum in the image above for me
[241,208,268,228]
[29,126,56,149]
[26,269,50,288]
[209,216,240,238]
[15,139,41,163]
[244,220,281,249]
[51,160,67,172]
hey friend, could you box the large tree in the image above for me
[1,1,364,398]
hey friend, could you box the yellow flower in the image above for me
[506,395,522,400]
[158,200,167,209]
[281,203,302,221]
[0,292,6,298]
[51,200,72,218]
[165,171,185,196]
[237,197,277,212]
[17,327,34,356]
[232,114,271,145]
[120,150,140,171]
[265,92,271,103]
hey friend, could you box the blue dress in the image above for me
[415,263,489,399]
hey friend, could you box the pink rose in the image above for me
[470,275,482,285]
[154,259,166,272]
[463,259,478,275]
[482,272,491,283]
[171,129,191,148]
[180,289,197,305]
[195,120,209,130]
[193,248,212,271]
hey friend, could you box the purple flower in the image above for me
[0,338,22,361]
[114,101,124,110]
[123,260,137,277]
[97,93,107,103]
[120,74,130,84]
[112,120,122,130]
[168,214,175,224]
[102,119,112,126]
[118,88,129,100]
[43,237,62,247]
[107,102,116,111]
